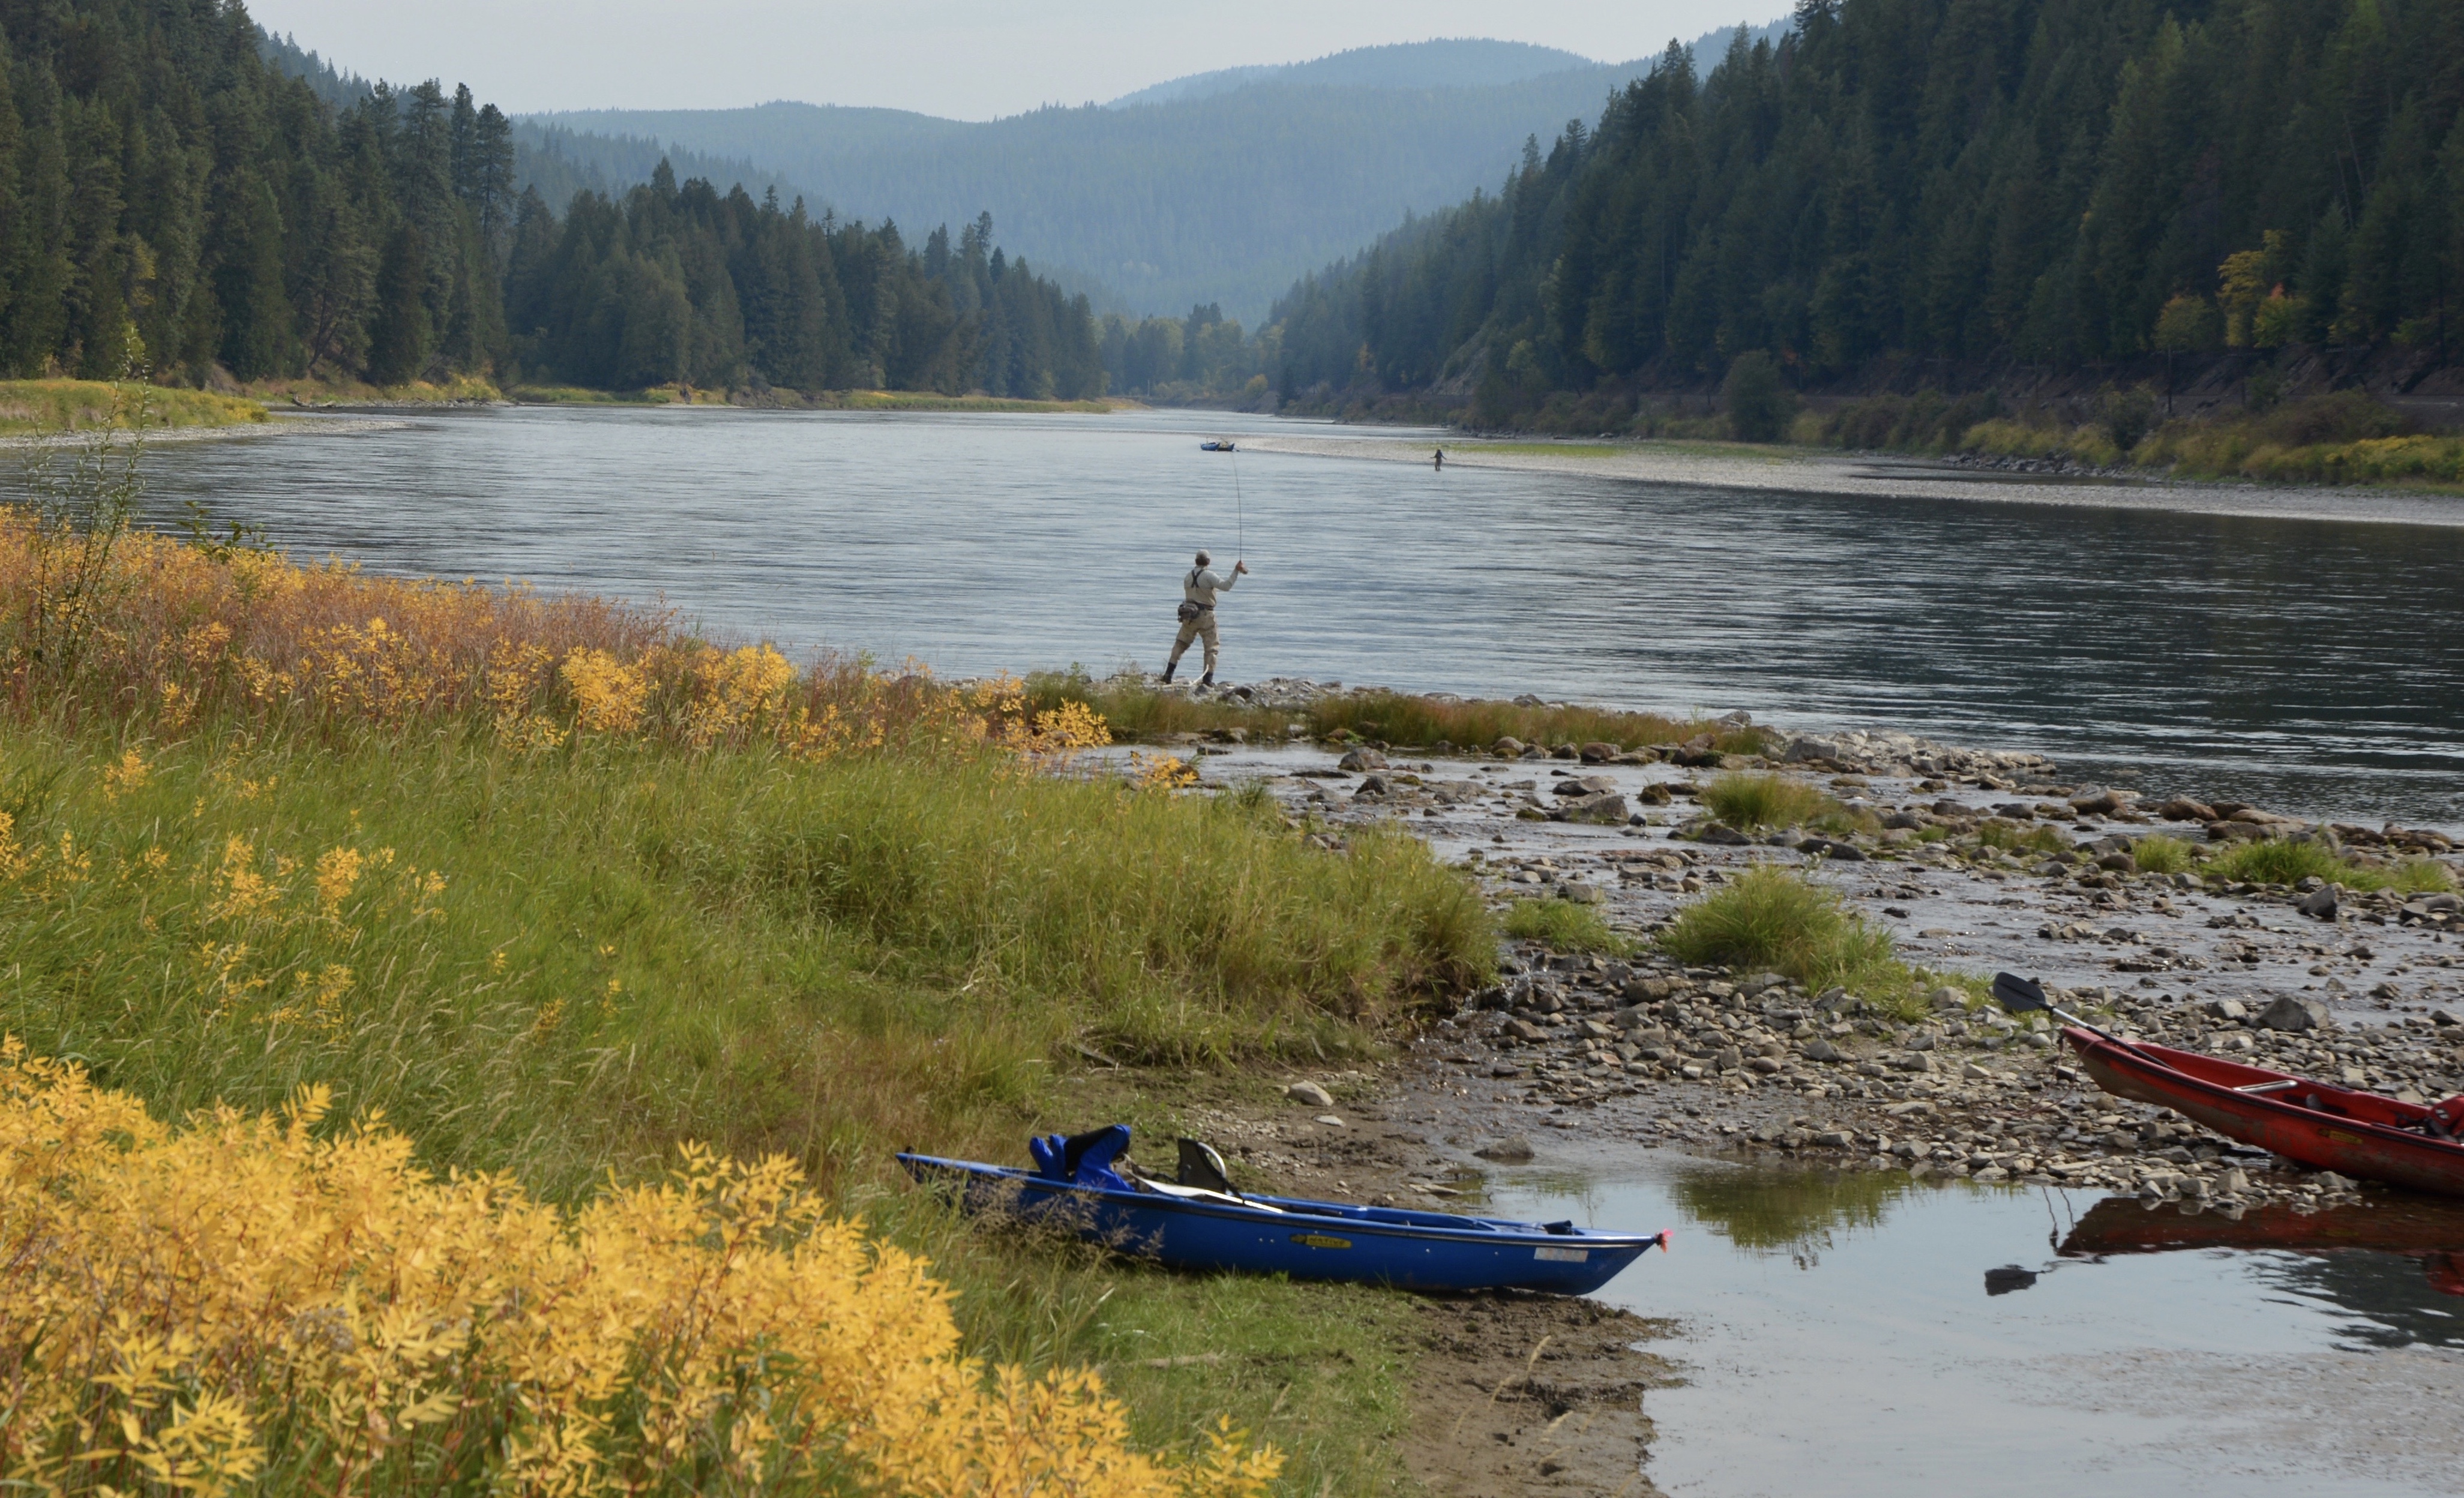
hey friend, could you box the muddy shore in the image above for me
[1097,690,2464,1492]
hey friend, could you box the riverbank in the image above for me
[1240,431,2464,528]
[0,379,268,434]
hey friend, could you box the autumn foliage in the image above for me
[0,1040,1278,1496]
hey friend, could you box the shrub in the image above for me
[0,1041,1278,1497]
[1976,821,2064,855]
[1722,351,1797,443]
[1503,896,1630,954]
[1657,866,1898,995]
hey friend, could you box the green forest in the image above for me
[0,0,1104,398]
[1263,0,2464,418]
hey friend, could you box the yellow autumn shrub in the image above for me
[0,509,1110,765]
[0,1039,1279,1497]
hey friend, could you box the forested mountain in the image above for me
[1103,38,1596,108]
[1264,0,2464,419]
[0,0,1099,397]
[527,40,1725,324]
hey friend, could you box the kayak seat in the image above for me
[1030,1124,1137,1193]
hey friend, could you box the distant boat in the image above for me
[1200,440,1236,451]
[898,1125,1669,1293]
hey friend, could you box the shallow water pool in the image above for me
[1486,1160,2464,1495]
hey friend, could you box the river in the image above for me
[85,404,2464,825]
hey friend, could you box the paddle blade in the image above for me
[1992,971,2051,1014]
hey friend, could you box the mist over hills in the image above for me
[523,28,1786,323]
[1103,37,1595,109]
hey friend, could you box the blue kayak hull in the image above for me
[898,1154,1661,1295]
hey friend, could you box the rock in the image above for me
[1503,1018,1548,1042]
[1284,1080,1335,1107]
[1492,736,1525,758]
[2069,788,2139,815]
[1713,1046,1743,1071]
[1928,986,1967,1011]
[2202,998,2249,1020]
[1796,836,1869,861]
[1578,741,1620,764]
[1895,1052,1938,1073]
[1783,737,1841,763]
[1353,773,1390,797]
[1551,774,1618,797]
[1749,1056,1783,1074]
[2315,1171,2354,1193]
[1634,781,1674,806]
[1557,792,1630,825]
[1882,808,1926,830]
[2295,886,2340,919]
[1800,1038,1843,1062]
[1984,1265,2038,1294]
[1474,1136,1536,1163]
[2258,995,2332,1032]
[1314,1114,1346,1127]
[2157,797,2218,822]
[1697,822,1751,845]
[2096,851,2138,873]
[1337,748,1387,771]
[1736,971,1788,998]
[1557,881,1605,904]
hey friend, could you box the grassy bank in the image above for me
[1818,388,2464,491]
[1024,670,1765,756]
[0,506,1488,1491]
[0,379,266,433]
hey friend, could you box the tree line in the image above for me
[1262,0,2464,416]
[0,0,1103,398]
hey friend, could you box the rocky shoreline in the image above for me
[1143,695,2464,1220]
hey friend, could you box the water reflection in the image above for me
[1666,1163,1914,1268]
[2060,1193,2464,1345]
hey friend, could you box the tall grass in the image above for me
[1024,671,1762,753]
[1501,896,1631,954]
[1657,866,1902,998]
[0,379,266,433]
[2130,834,2198,874]
[1700,771,1861,833]
[2207,837,2454,893]
[0,495,1489,1492]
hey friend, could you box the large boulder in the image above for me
[1337,748,1388,771]
[2258,995,2332,1032]
[1557,792,1630,825]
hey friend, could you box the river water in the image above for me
[1490,1160,2464,1496]
[99,405,2464,824]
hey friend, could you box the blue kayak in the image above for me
[1200,439,1236,451]
[897,1127,1668,1295]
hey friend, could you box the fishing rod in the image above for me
[1231,445,1243,562]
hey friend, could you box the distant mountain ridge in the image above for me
[524,27,1788,322]
[1104,38,1596,109]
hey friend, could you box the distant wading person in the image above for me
[1434,448,1444,470]
[1161,550,1248,686]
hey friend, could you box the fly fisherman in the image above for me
[1161,550,1248,687]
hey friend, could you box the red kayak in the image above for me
[2063,1026,2464,1197]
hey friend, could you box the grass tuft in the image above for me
[2205,836,2456,893]
[1502,897,1632,954]
[1656,865,1900,997]
[2130,834,2198,875]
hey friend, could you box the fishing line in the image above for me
[1231,446,1244,562]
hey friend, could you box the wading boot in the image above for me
[1161,662,1176,684]
[1200,673,1213,688]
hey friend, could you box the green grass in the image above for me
[1701,771,1864,833]
[1976,821,2065,855]
[1502,896,1632,954]
[1657,866,1906,1003]
[2129,834,2198,875]
[0,379,267,433]
[1471,442,1623,458]
[1023,671,1764,756]
[2205,836,2455,893]
[0,717,1487,1490]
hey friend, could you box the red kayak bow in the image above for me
[2063,1026,2464,1197]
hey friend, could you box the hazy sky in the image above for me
[245,1,1770,119]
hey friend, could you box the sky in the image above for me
[244,0,1768,120]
